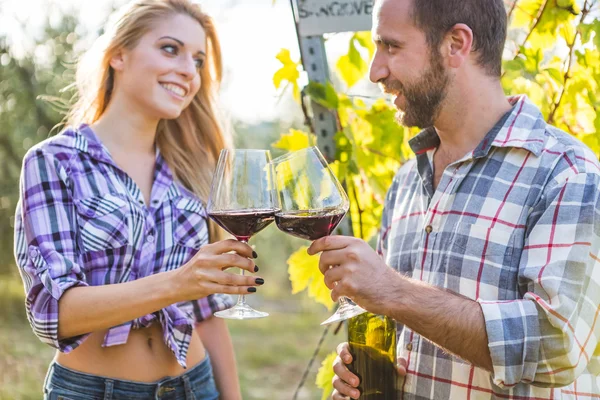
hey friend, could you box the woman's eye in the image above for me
[162,45,178,55]
[195,58,205,70]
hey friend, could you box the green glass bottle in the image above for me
[347,312,398,399]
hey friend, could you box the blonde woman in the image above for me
[14,1,262,398]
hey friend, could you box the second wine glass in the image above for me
[207,149,278,320]
[271,146,367,325]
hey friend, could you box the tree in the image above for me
[0,14,80,273]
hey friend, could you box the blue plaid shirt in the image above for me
[14,125,233,368]
[378,96,600,399]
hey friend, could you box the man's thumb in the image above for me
[396,357,408,376]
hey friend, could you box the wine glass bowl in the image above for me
[271,147,366,325]
[207,149,278,320]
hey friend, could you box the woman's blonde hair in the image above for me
[68,0,228,241]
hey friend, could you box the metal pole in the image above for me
[289,2,354,237]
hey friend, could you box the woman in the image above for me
[14,1,262,398]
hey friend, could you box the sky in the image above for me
[0,0,357,124]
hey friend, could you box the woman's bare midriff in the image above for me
[55,324,206,382]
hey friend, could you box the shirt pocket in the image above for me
[451,223,514,259]
[172,197,209,250]
[75,194,129,252]
[446,223,515,299]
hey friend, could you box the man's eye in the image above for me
[162,45,178,55]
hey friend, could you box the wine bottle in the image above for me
[347,312,397,399]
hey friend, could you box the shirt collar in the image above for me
[75,124,176,200]
[408,95,548,159]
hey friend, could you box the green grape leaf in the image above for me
[287,247,334,310]
[306,81,339,109]
[271,129,316,151]
[544,67,564,85]
[580,20,600,49]
[316,352,338,400]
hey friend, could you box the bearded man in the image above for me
[310,0,600,398]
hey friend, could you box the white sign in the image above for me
[295,0,373,36]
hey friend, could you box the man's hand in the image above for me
[308,235,399,314]
[331,342,406,400]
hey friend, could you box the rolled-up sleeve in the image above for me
[14,148,90,351]
[479,167,600,389]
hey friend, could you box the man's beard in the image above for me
[381,54,450,129]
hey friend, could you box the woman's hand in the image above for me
[170,239,263,302]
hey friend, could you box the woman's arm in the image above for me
[58,271,177,339]
[58,240,260,340]
[195,317,242,400]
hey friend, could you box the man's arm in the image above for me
[310,237,493,371]
[386,275,493,371]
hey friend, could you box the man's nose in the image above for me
[369,49,389,84]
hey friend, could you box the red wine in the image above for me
[208,209,276,241]
[348,313,398,399]
[274,209,346,240]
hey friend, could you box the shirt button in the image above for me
[28,248,39,258]
[425,225,433,234]
[146,235,155,243]
[406,343,413,351]
[86,210,95,217]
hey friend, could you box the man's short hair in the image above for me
[410,0,508,77]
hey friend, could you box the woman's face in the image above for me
[111,13,207,120]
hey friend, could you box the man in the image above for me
[309,0,600,398]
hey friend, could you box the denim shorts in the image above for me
[43,355,220,400]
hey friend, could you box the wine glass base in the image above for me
[321,304,367,325]
[214,304,269,320]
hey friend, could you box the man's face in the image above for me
[369,0,451,129]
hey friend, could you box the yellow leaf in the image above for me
[510,0,542,29]
[271,129,316,151]
[354,31,375,59]
[316,352,338,400]
[287,247,335,310]
[337,54,365,88]
[336,33,371,88]
[273,48,301,101]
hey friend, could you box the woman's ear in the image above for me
[109,51,126,71]
[441,23,474,69]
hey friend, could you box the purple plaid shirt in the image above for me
[378,96,600,398]
[14,124,233,368]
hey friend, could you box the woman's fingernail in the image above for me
[252,251,258,259]
[255,278,264,285]
[344,356,351,363]
[353,390,360,398]
[248,287,257,293]
[254,265,259,272]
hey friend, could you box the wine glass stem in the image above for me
[236,239,249,307]
[338,296,351,308]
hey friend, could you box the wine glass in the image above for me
[207,149,278,319]
[271,146,366,325]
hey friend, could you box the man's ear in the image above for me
[441,23,474,69]
[109,50,126,71]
